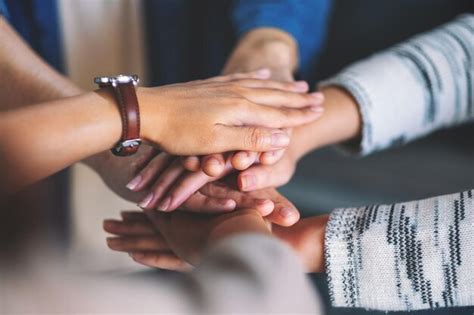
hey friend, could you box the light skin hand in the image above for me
[104,210,328,273]
[127,151,300,226]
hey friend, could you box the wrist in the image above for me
[224,28,298,76]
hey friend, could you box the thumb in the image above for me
[214,125,289,152]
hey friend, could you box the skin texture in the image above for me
[129,85,360,212]
[182,27,301,176]
[128,27,316,212]
[104,209,328,273]
[0,70,326,193]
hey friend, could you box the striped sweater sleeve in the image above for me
[321,14,474,155]
[325,189,474,311]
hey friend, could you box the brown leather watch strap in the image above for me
[98,75,141,156]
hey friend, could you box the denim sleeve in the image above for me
[232,0,331,72]
[0,0,8,18]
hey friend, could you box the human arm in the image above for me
[104,208,328,273]
[183,0,332,174]
[325,189,474,311]
[106,207,323,313]
[0,72,325,193]
[226,13,474,190]
[0,17,82,109]
[106,187,474,311]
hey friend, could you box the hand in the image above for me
[105,208,270,267]
[104,211,329,273]
[84,146,158,203]
[128,143,301,214]
[126,153,300,225]
[138,70,324,156]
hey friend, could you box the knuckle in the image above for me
[246,128,267,149]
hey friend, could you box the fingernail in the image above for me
[235,152,251,168]
[106,238,119,247]
[279,208,294,218]
[220,199,236,209]
[271,132,290,147]
[157,196,171,212]
[126,175,142,191]
[138,192,155,209]
[310,106,325,113]
[255,68,271,78]
[241,174,257,190]
[206,157,223,171]
[310,92,325,103]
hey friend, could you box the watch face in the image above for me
[94,75,139,86]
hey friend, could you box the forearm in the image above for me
[290,86,362,161]
[0,90,121,193]
[325,189,474,311]
[0,17,82,109]
[320,14,474,155]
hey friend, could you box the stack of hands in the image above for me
[97,28,341,274]
[101,66,329,274]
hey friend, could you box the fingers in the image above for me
[258,149,285,165]
[138,158,185,210]
[161,160,233,212]
[106,235,168,252]
[161,171,215,212]
[129,251,192,271]
[103,219,155,236]
[180,192,237,213]
[234,79,309,93]
[120,211,148,222]
[264,194,300,227]
[201,154,226,177]
[238,103,324,129]
[181,156,201,172]
[238,163,290,191]
[205,68,271,82]
[126,152,173,192]
[230,151,259,170]
[199,182,274,216]
[243,90,324,109]
[214,126,290,152]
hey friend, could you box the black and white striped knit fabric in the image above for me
[322,14,474,311]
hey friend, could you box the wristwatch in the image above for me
[94,74,142,156]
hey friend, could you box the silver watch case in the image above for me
[94,74,139,87]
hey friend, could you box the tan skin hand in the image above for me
[138,71,325,156]
[104,210,328,273]
[0,70,325,193]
